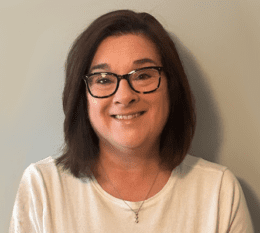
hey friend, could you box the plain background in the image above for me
[1,0,259,232]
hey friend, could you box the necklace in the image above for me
[100,164,160,223]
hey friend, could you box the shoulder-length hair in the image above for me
[55,9,196,179]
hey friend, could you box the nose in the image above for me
[113,79,139,106]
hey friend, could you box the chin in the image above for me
[114,141,144,150]
[114,137,155,151]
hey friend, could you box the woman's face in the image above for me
[87,34,170,151]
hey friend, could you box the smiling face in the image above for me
[87,34,170,152]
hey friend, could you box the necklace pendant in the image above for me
[135,213,139,223]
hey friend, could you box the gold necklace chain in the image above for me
[100,164,160,223]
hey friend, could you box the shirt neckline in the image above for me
[90,166,179,210]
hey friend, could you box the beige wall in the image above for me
[1,0,259,231]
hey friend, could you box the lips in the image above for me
[111,111,145,120]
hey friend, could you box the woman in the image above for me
[10,10,253,232]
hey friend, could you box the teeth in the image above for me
[114,112,142,120]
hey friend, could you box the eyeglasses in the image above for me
[83,66,163,98]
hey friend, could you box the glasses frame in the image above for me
[83,66,163,98]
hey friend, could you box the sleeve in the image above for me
[9,164,48,233]
[218,169,254,233]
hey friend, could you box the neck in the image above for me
[94,139,162,180]
[92,139,173,202]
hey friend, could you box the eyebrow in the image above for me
[89,58,158,73]
[89,63,109,73]
[133,58,157,66]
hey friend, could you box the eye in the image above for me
[89,74,116,86]
[136,73,151,80]
[96,78,114,84]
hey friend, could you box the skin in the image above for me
[87,34,171,201]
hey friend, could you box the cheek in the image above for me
[157,79,170,116]
[87,91,99,115]
[158,87,170,129]
[147,92,169,135]
[87,94,110,127]
[87,95,99,128]
[158,99,170,127]
[88,94,98,106]
[87,103,103,140]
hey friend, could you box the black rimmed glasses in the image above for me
[82,66,163,98]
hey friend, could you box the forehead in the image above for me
[90,34,162,72]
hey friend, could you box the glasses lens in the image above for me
[87,73,117,97]
[130,68,160,92]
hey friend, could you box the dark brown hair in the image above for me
[55,10,196,178]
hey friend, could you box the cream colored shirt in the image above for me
[9,155,254,232]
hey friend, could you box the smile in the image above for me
[112,111,145,120]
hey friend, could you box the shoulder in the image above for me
[176,154,238,189]
[22,156,59,180]
[178,154,228,178]
[20,156,80,191]
[176,155,247,208]
[181,154,228,173]
[16,156,92,209]
[172,156,254,231]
